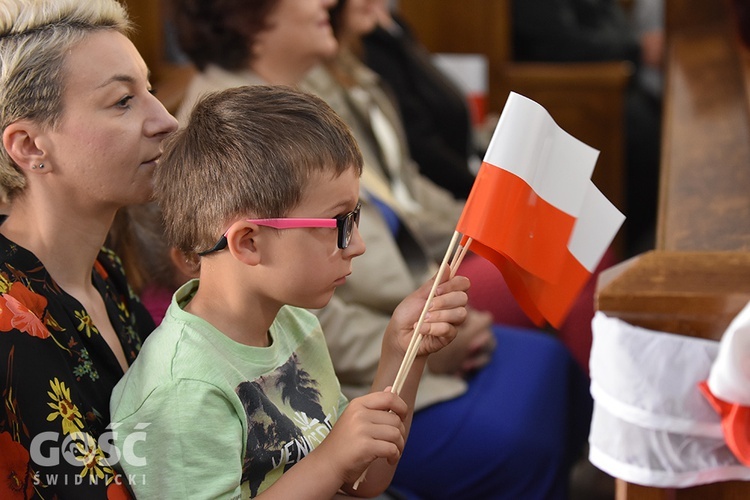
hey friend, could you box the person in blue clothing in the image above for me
[302,0,595,498]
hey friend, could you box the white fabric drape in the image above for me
[588,312,750,487]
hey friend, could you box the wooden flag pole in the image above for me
[391,230,461,395]
[449,237,473,279]
[353,230,462,490]
[394,235,470,392]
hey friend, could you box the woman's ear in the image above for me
[2,120,45,171]
[224,221,262,266]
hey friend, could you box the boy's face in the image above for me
[257,166,364,310]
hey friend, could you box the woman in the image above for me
[174,0,338,123]
[0,0,178,497]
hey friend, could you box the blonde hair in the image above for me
[0,0,130,202]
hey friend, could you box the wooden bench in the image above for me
[596,0,750,497]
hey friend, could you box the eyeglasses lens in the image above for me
[339,204,361,249]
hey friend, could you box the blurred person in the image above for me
[303,0,593,497]
[360,0,478,199]
[173,0,339,123]
[512,0,662,256]
[630,0,665,100]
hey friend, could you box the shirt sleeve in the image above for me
[112,379,245,499]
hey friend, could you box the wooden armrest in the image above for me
[596,250,750,340]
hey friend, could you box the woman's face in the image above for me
[340,0,380,39]
[257,0,338,68]
[39,30,178,210]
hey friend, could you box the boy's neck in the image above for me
[185,267,278,347]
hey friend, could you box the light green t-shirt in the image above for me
[110,280,349,499]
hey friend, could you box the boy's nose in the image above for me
[346,224,366,257]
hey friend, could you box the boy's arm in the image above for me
[254,389,407,499]
[338,271,470,496]
[265,273,468,499]
[114,376,406,500]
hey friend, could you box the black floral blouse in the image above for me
[0,233,153,499]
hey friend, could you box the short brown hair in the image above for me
[173,0,277,71]
[155,85,363,255]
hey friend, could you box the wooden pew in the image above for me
[398,0,631,255]
[596,0,750,497]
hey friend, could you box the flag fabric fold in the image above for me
[699,300,750,467]
[456,92,625,328]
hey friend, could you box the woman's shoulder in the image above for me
[177,65,266,124]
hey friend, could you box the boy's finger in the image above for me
[361,391,408,420]
[435,275,470,295]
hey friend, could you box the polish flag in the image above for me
[456,92,625,328]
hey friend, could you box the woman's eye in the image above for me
[116,95,134,108]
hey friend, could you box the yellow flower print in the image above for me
[74,310,98,338]
[69,432,114,482]
[46,378,83,435]
[0,273,11,294]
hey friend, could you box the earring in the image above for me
[31,163,44,170]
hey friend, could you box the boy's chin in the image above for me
[300,290,337,311]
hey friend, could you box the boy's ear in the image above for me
[2,120,46,171]
[225,221,262,266]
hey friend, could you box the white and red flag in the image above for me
[356,92,625,488]
[456,92,625,328]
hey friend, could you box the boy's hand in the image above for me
[315,390,408,485]
[389,267,470,357]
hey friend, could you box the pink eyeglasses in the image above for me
[199,202,361,256]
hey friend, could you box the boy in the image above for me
[109,86,469,499]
